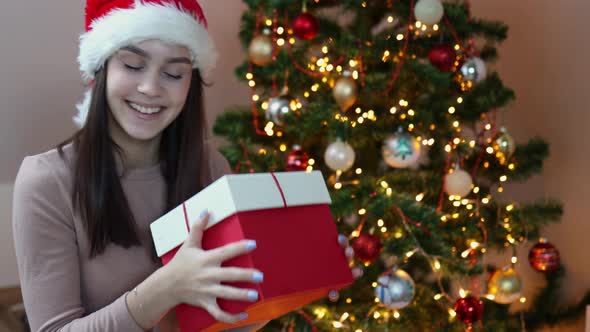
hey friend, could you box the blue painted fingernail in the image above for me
[246,240,257,251]
[199,210,208,219]
[239,312,248,320]
[247,290,259,301]
[253,272,264,283]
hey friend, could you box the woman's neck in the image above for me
[109,118,161,170]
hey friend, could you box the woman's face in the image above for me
[106,39,193,144]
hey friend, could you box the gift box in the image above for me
[150,171,353,332]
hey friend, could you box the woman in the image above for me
[12,0,268,331]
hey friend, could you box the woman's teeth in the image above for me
[128,102,163,114]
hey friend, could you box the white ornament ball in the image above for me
[374,268,415,309]
[382,132,422,168]
[460,57,487,83]
[324,140,355,171]
[444,168,473,197]
[414,0,444,25]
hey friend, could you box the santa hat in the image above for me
[74,0,217,126]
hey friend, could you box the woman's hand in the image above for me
[163,211,264,324]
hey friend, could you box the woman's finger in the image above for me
[202,267,264,284]
[203,284,259,302]
[206,240,257,263]
[183,211,210,249]
[203,301,248,324]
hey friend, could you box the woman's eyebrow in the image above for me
[120,45,191,64]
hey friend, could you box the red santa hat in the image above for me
[74,0,217,126]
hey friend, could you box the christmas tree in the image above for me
[213,0,590,330]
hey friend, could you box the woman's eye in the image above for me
[124,64,142,71]
[165,73,182,80]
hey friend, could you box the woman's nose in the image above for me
[137,71,162,97]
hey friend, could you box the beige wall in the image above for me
[0,0,588,330]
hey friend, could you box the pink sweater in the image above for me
[12,143,230,332]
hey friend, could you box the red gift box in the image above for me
[150,171,353,331]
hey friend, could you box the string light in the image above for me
[459,289,467,298]
[448,309,457,318]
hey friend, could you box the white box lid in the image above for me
[150,171,331,257]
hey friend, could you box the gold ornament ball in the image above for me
[333,76,358,112]
[248,35,273,66]
[492,127,515,165]
[487,267,522,304]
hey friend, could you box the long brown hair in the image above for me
[58,64,210,258]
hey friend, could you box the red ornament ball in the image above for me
[428,44,457,72]
[351,233,382,264]
[292,13,319,40]
[454,296,484,325]
[529,238,560,272]
[285,145,309,171]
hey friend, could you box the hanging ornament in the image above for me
[328,290,340,302]
[529,238,560,272]
[265,94,299,125]
[333,75,358,112]
[492,127,516,165]
[293,12,319,40]
[248,34,274,66]
[351,233,382,264]
[382,129,421,168]
[428,44,457,72]
[444,166,473,197]
[459,56,487,83]
[351,266,364,279]
[414,0,444,25]
[343,213,360,227]
[285,145,310,171]
[324,139,355,172]
[454,295,484,325]
[487,266,523,304]
[374,268,415,309]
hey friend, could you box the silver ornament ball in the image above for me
[460,56,487,83]
[414,0,444,25]
[265,94,298,125]
[374,268,415,309]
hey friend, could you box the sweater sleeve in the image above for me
[12,156,145,332]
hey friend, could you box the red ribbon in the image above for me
[270,172,288,208]
[182,173,288,233]
[182,202,190,232]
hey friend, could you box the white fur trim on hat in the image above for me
[75,1,217,127]
[74,89,92,127]
[78,1,217,80]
